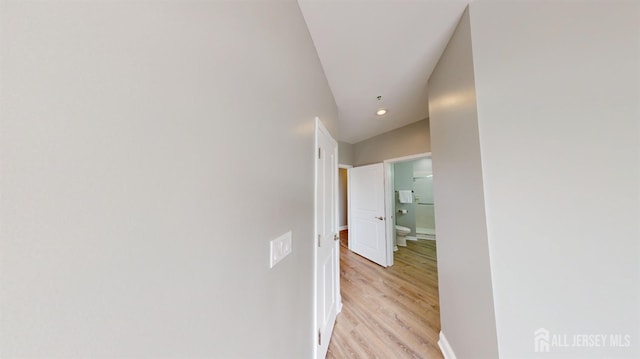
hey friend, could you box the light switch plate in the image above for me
[270,231,292,268]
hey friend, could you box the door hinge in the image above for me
[334,233,339,241]
[318,234,321,247]
[318,329,321,346]
[318,147,321,159]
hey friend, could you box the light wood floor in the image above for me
[327,231,442,359]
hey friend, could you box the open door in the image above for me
[315,118,340,359]
[348,163,388,267]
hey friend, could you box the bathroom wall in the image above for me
[412,158,435,235]
[394,157,436,237]
[393,161,416,235]
[413,178,435,234]
[413,157,432,178]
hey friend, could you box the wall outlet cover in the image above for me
[270,231,292,268]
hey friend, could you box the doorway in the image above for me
[327,152,441,357]
[344,154,435,268]
[384,153,434,266]
[314,118,341,359]
[337,166,351,248]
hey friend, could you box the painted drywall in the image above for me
[352,119,430,166]
[338,168,348,228]
[0,1,337,357]
[427,8,500,359]
[338,141,354,165]
[469,2,640,357]
[393,161,416,235]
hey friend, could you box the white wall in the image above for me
[0,1,337,357]
[469,2,640,357]
[428,8,500,358]
[352,119,430,166]
[338,141,354,166]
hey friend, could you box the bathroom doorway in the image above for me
[328,153,441,356]
[383,153,435,265]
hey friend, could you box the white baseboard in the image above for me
[339,225,348,231]
[416,226,436,235]
[438,331,457,359]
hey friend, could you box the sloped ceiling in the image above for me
[298,0,469,143]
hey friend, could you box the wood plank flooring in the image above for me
[327,231,442,359]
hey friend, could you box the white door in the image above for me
[349,163,388,267]
[315,118,340,359]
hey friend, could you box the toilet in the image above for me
[395,225,411,247]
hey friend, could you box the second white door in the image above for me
[348,163,388,267]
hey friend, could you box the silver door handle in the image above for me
[334,233,339,241]
[375,216,384,220]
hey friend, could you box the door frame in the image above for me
[313,117,341,358]
[337,165,352,232]
[383,152,432,266]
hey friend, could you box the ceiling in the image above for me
[298,0,469,144]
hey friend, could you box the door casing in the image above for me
[313,117,341,359]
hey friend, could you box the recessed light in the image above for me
[376,108,387,116]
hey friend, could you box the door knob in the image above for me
[375,216,384,220]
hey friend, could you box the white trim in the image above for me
[383,152,431,164]
[384,162,395,267]
[312,118,319,359]
[338,166,351,234]
[347,168,352,252]
[438,331,457,359]
[332,128,342,319]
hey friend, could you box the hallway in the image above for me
[327,232,442,358]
